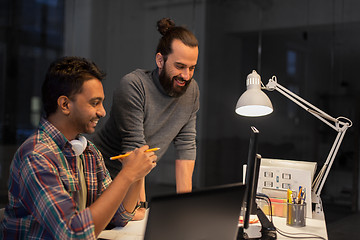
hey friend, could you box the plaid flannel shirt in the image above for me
[0,118,134,239]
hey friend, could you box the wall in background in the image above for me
[202,0,359,211]
[0,0,65,206]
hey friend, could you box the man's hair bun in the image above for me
[157,18,175,36]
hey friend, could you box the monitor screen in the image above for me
[242,126,261,230]
[238,126,276,240]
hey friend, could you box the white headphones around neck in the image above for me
[70,135,87,156]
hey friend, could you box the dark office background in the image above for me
[1,0,359,239]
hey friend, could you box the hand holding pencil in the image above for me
[119,145,158,181]
[110,147,160,160]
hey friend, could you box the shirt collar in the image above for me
[39,117,76,157]
[152,68,170,96]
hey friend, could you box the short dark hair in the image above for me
[156,18,198,61]
[41,56,106,117]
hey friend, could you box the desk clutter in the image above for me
[257,187,307,215]
[286,202,306,227]
[256,158,316,218]
[257,197,287,217]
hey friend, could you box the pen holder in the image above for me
[286,202,306,227]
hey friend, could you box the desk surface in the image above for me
[98,212,148,240]
[269,214,328,239]
[98,211,328,240]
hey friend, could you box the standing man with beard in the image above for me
[92,18,200,219]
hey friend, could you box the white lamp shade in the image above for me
[235,70,273,117]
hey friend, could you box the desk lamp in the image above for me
[235,70,352,217]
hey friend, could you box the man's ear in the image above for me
[57,96,71,115]
[156,53,164,69]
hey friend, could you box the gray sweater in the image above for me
[92,69,200,177]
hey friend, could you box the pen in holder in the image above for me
[286,202,306,227]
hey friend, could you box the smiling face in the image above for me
[67,78,106,135]
[156,39,198,97]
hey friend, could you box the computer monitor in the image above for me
[238,126,276,239]
[243,126,261,229]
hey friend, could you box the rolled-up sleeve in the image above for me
[110,204,135,227]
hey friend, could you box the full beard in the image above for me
[159,68,191,98]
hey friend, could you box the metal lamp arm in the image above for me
[312,129,348,196]
[264,76,343,130]
[262,76,352,206]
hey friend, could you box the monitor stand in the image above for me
[237,207,277,240]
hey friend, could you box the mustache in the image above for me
[173,75,192,83]
[173,76,184,81]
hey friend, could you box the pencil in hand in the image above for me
[110,147,160,160]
